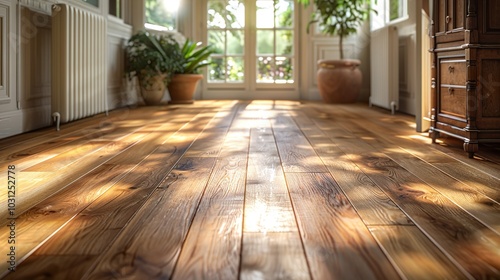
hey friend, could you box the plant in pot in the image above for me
[167,39,215,104]
[298,0,371,103]
[126,31,183,105]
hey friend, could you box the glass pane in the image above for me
[257,56,274,83]
[228,0,245,28]
[275,0,293,28]
[390,0,401,21]
[209,57,226,82]
[227,30,244,55]
[257,30,274,55]
[145,0,177,30]
[208,30,226,55]
[207,0,226,28]
[256,0,274,28]
[82,0,99,7]
[227,57,244,82]
[276,30,292,55]
[275,57,293,83]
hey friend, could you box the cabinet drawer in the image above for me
[440,60,466,85]
[440,86,466,118]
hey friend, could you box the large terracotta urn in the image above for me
[167,74,203,104]
[317,59,362,103]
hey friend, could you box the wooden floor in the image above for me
[0,100,499,279]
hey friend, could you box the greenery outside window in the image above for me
[145,0,178,31]
[371,0,407,31]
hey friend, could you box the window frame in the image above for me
[371,0,408,31]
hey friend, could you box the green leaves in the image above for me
[126,31,215,82]
[178,39,215,74]
[126,31,183,84]
[298,0,372,58]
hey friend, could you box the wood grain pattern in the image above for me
[369,226,470,279]
[3,255,97,280]
[286,172,401,280]
[35,110,216,256]
[326,105,500,234]
[0,122,167,222]
[240,232,310,280]
[0,101,498,279]
[292,111,413,226]
[171,115,250,280]
[332,143,500,278]
[272,113,328,173]
[84,157,218,279]
[84,104,239,279]
[241,118,309,278]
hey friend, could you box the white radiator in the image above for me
[370,26,399,114]
[51,4,107,125]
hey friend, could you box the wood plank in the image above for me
[292,111,413,226]
[0,163,129,273]
[286,172,401,280]
[2,255,97,280]
[320,106,500,234]
[0,122,166,222]
[369,226,470,279]
[82,157,218,279]
[241,119,309,278]
[272,113,328,173]
[241,232,310,280]
[171,116,250,279]
[0,108,201,223]
[0,112,205,274]
[325,137,500,278]
[33,111,216,256]
[82,103,241,279]
[0,106,153,156]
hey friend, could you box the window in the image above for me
[371,0,407,30]
[82,0,99,7]
[207,0,245,83]
[255,0,294,84]
[145,0,179,31]
[206,0,295,85]
[109,0,122,18]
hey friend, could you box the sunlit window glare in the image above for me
[162,0,180,13]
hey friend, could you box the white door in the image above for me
[203,0,299,100]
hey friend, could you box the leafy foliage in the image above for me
[125,31,183,84]
[297,0,371,59]
[177,39,215,74]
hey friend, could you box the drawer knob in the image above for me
[448,65,455,72]
[446,16,451,23]
[448,87,455,95]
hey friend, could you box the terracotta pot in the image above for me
[317,59,362,103]
[139,73,167,105]
[167,74,203,104]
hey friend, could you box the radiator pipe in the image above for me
[390,101,397,115]
[52,112,61,131]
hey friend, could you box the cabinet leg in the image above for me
[430,130,439,143]
[463,142,478,158]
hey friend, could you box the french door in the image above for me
[204,0,299,100]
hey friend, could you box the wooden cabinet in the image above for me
[430,0,500,158]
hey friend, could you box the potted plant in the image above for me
[126,31,183,105]
[298,0,371,103]
[167,39,215,104]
